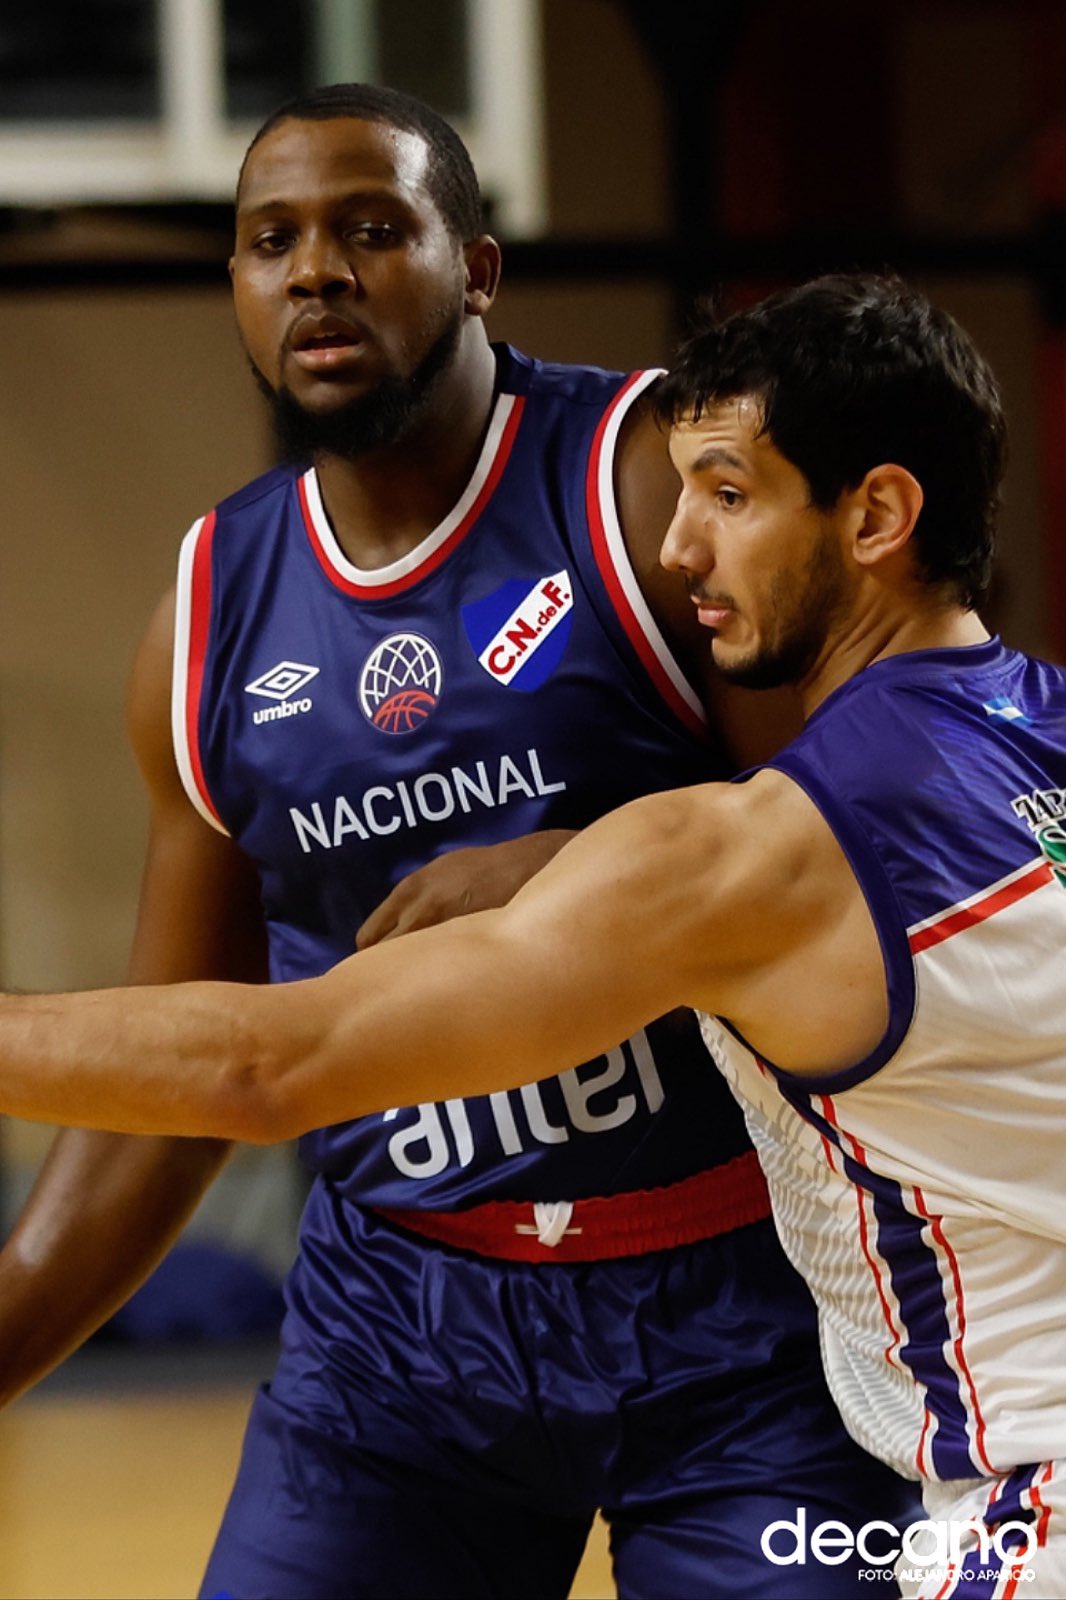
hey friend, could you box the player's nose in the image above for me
[659,498,713,576]
[287,228,358,299]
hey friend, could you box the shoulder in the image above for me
[213,462,300,522]
[578,770,853,993]
[597,771,832,921]
[493,341,640,411]
[773,658,976,805]
[680,767,840,900]
[178,464,302,574]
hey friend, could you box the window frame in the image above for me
[0,0,546,236]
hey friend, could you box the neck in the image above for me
[313,328,497,570]
[800,597,991,717]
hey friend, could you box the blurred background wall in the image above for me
[1,0,1063,1269]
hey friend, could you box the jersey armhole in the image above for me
[584,369,707,737]
[172,512,229,836]
[740,757,916,1093]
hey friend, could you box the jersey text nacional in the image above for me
[175,346,753,1209]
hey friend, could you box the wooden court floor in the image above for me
[0,1366,614,1599]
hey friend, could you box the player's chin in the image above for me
[714,644,786,692]
[282,357,375,402]
[712,637,753,675]
[290,379,372,416]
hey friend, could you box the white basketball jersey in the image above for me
[702,638,1066,1483]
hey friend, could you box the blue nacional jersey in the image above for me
[173,344,753,1209]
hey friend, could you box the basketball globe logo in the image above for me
[358,632,443,734]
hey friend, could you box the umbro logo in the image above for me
[245,661,320,700]
[244,660,319,726]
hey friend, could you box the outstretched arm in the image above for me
[0,791,693,1140]
[0,592,268,1407]
[0,772,888,1144]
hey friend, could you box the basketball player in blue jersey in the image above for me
[0,95,913,1597]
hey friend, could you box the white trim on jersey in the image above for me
[591,367,706,728]
[301,392,519,588]
[172,516,230,837]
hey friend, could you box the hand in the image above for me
[355,831,578,948]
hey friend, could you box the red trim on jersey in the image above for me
[932,1564,960,1600]
[807,1080,840,1172]
[914,1185,996,1476]
[1002,1562,1026,1599]
[996,1461,1051,1598]
[185,512,224,829]
[298,397,525,599]
[1032,1460,1054,1552]
[909,861,1053,954]
[585,374,706,738]
[821,1097,905,1372]
[857,1184,904,1370]
[916,1405,934,1480]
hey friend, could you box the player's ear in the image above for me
[849,464,924,570]
[463,234,502,318]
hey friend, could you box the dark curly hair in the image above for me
[655,275,1007,609]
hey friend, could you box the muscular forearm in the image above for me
[0,1127,229,1406]
[0,953,519,1143]
[0,983,290,1142]
[0,841,691,1144]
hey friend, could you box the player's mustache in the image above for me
[684,578,736,608]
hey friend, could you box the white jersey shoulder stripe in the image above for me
[586,368,706,732]
[172,514,229,836]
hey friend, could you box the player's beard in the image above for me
[715,524,850,691]
[257,311,464,464]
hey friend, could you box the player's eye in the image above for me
[718,486,745,509]
[345,223,400,246]
[250,229,293,253]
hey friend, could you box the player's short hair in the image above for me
[239,82,484,242]
[655,274,1007,609]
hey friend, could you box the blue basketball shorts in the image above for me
[201,1183,920,1598]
